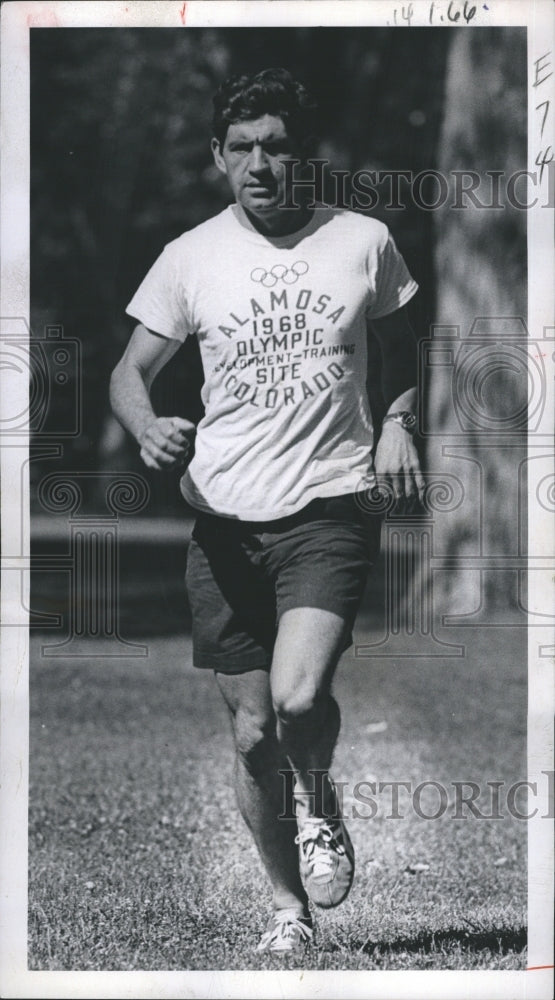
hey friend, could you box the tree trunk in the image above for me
[429,27,527,616]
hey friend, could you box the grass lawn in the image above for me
[29,620,527,971]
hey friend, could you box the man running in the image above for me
[110,68,424,954]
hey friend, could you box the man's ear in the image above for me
[211,137,227,176]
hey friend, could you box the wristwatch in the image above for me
[382,411,417,434]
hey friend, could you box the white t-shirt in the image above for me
[126,205,418,520]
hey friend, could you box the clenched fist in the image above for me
[139,416,196,470]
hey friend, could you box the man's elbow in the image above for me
[109,360,125,417]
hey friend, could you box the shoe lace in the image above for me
[295,818,345,878]
[260,909,313,949]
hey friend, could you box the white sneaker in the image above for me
[256,908,314,954]
[295,780,355,909]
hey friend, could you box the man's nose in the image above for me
[249,145,269,174]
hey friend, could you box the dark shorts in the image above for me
[185,492,382,673]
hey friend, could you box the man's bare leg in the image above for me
[215,668,309,914]
[270,607,348,815]
[269,607,355,909]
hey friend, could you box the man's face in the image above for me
[211,115,303,217]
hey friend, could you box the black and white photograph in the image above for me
[0,1,553,997]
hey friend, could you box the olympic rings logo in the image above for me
[250,261,309,288]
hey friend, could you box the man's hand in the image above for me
[374,421,425,510]
[139,416,196,470]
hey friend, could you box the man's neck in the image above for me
[232,202,314,238]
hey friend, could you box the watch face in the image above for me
[385,411,416,431]
[383,411,417,434]
[401,412,416,430]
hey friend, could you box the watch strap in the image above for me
[382,411,417,434]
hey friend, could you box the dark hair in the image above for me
[212,68,318,148]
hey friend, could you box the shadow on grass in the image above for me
[352,925,527,957]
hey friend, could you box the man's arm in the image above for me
[110,322,196,470]
[367,306,425,505]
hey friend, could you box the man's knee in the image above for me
[272,682,325,726]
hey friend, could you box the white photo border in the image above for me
[1,2,553,998]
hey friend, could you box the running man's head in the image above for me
[211,68,318,226]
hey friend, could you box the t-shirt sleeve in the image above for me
[125,245,192,342]
[366,229,419,320]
